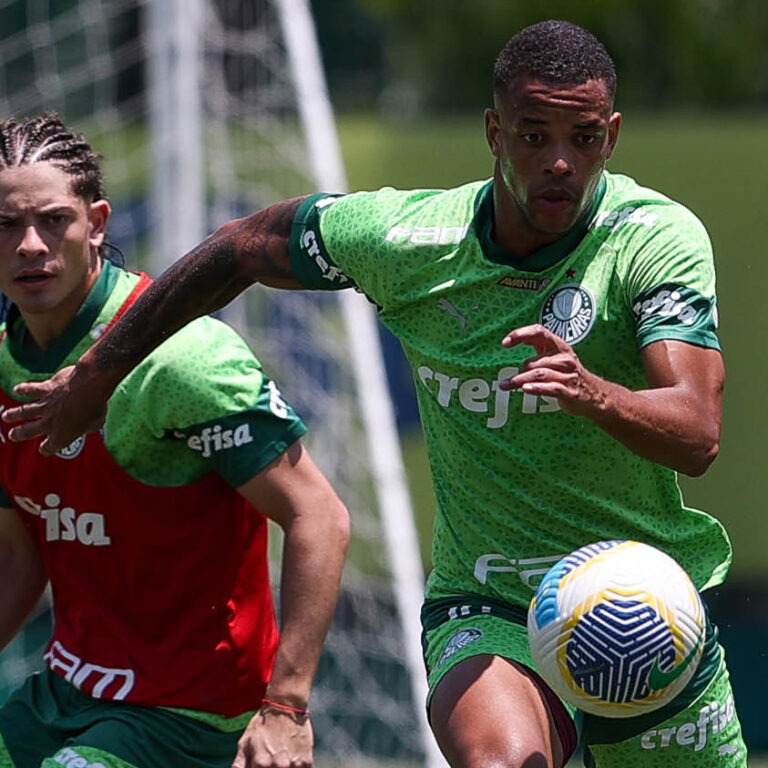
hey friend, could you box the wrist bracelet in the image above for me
[260,697,310,718]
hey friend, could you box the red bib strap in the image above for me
[102,272,153,335]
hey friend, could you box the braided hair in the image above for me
[0,112,124,268]
[0,112,105,203]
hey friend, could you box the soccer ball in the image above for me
[527,540,705,718]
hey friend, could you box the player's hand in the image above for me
[1,364,109,455]
[232,709,313,768]
[500,324,605,416]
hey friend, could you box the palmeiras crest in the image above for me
[540,284,596,344]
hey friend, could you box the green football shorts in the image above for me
[0,669,252,768]
[421,596,748,767]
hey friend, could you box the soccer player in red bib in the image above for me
[0,113,350,768]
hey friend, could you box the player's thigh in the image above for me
[584,654,748,767]
[431,654,569,768]
[424,613,576,768]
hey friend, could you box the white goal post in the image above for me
[148,1,442,764]
[0,0,444,764]
[274,3,443,764]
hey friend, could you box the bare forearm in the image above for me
[0,517,48,651]
[231,445,347,766]
[505,331,723,477]
[579,376,720,476]
[266,505,350,707]
[0,580,46,651]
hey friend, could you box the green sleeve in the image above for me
[106,316,307,487]
[173,380,308,488]
[621,204,720,350]
[289,193,355,290]
[289,185,476,311]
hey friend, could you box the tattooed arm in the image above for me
[3,197,308,454]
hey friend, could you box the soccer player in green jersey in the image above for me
[4,20,748,768]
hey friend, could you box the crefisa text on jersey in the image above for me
[417,364,560,428]
[179,423,255,458]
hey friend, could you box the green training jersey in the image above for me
[0,260,307,494]
[288,171,730,610]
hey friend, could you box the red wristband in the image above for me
[260,697,310,718]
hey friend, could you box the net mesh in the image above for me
[0,1,425,763]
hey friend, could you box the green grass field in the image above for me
[337,111,768,583]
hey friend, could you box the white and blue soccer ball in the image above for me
[527,540,705,718]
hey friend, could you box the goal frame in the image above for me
[147,0,443,765]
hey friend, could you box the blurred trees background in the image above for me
[313,0,768,113]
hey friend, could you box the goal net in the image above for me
[0,1,440,765]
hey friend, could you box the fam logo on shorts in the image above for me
[540,284,596,345]
[56,435,86,460]
[437,628,483,667]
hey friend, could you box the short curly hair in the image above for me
[493,20,616,100]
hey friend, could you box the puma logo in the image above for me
[438,298,478,334]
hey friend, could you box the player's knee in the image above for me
[432,713,557,768]
[436,741,555,768]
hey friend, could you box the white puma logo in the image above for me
[438,298,478,333]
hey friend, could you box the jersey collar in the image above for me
[5,259,120,372]
[474,174,606,272]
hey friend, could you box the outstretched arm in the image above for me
[232,440,350,768]
[502,325,723,476]
[3,197,307,453]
